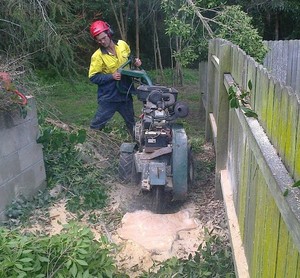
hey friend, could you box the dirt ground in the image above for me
[24,139,229,277]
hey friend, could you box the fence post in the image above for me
[205,40,216,142]
[214,42,232,199]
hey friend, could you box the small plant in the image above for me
[285,180,300,196]
[228,80,258,118]
[190,137,205,153]
[5,191,52,227]
[292,180,300,188]
[141,229,235,277]
[0,222,127,277]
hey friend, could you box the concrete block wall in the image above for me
[0,97,46,221]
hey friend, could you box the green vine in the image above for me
[228,80,258,119]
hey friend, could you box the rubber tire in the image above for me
[151,186,165,214]
[118,152,134,183]
[131,158,141,186]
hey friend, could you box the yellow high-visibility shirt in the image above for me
[88,40,130,78]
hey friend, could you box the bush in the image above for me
[37,120,108,213]
[0,222,127,277]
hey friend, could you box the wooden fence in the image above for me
[264,40,300,97]
[201,38,300,277]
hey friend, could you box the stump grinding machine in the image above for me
[118,60,194,213]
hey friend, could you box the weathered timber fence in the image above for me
[201,38,300,277]
[0,97,46,221]
[264,40,300,97]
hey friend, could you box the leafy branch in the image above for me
[228,80,258,118]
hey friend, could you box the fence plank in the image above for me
[231,45,239,84]
[254,65,265,119]
[252,171,267,278]
[271,82,283,149]
[214,42,232,199]
[294,103,300,181]
[286,40,294,87]
[246,57,258,110]
[284,90,299,175]
[237,138,249,241]
[205,40,217,141]
[278,86,290,161]
[266,77,275,138]
[275,218,289,277]
[262,193,280,278]
[285,237,299,278]
[244,152,257,271]
[296,41,300,93]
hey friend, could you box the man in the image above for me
[88,20,141,136]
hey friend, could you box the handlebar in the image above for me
[117,58,153,94]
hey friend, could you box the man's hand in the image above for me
[112,71,121,80]
[134,58,142,67]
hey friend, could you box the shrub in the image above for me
[0,222,127,277]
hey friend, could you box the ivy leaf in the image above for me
[65,259,72,269]
[76,259,88,266]
[230,97,239,108]
[292,180,300,187]
[70,262,77,277]
[77,129,87,144]
[83,270,90,278]
[283,189,289,197]
[38,255,49,263]
[228,86,236,98]
[69,133,77,144]
[248,80,253,91]
[19,257,33,263]
[241,107,258,118]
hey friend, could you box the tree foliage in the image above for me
[215,5,268,62]
[0,0,299,75]
[229,0,300,40]
[0,0,92,74]
[161,0,267,84]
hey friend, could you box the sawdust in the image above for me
[112,207,205,277]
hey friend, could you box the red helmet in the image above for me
[90,20,110,38]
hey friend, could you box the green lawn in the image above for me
[34,68,203,137]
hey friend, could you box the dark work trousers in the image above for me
[90,99,135,136]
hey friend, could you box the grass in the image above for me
[34,73,96,126]
[34,68,204,138]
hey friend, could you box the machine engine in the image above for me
[134,85,189,152]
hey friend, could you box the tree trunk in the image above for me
[175,36,183,86]
[109,0,129,41]
[169,37,174,86]
[274,12,279,40]
[153,11,164,83]
[135,0,140,58]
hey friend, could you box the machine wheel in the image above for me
[151,186,165,213]
[188,147,195,190]
[131,158,141,186]
[118,152,134,183]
